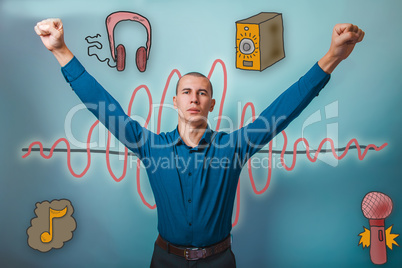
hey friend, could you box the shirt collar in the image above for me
[173,125,213,147]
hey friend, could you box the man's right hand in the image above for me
[35,18,74,67]
[34,18,66,51]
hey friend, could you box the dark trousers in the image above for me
[150,241,236,268]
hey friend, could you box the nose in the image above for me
[190,92,199,104]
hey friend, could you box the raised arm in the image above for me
[34,18,152,159]
[234,23,365,162]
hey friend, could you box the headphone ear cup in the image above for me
[136,46,147,72]
[116,44,126,71]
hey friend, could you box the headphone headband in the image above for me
[106,11,151,61]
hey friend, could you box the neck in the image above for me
[178,120,208,148]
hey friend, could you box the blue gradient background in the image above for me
[1,0,401,267]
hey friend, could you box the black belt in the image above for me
[156,235,231,261]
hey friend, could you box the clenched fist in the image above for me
[34,18,65,51]
[318,23,365,74]
[329,23,365,61]
[34,18,73,66]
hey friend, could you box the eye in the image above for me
[199,91,206,96]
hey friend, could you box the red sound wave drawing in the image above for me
[22,59,388,226]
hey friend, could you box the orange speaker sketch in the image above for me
[236,12,285,71]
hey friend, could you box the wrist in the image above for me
[52,45,74,67]
[318,52,342,74]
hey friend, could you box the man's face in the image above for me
[173,75,215,126]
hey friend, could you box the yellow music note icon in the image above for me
[40,206,68,243]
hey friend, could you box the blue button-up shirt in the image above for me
[62,57,330,247]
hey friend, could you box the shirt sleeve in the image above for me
[61,56,151,159]
[234,62,331,164]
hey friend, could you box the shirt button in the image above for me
[189,223,192,226]
[188,172,192,176]
[188,199,192,203]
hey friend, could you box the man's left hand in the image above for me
[318,23,365,74]
[329,23,365,61]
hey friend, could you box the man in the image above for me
[34,18,364,267]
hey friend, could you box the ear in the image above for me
[173,95,177,109]
[209,99,216,112]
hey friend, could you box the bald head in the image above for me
[176,72,213,97]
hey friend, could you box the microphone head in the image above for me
[362,191,393,220]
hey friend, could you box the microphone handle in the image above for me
[369,219,387,265]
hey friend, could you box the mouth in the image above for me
[187,108,201,114]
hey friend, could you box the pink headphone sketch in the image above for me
[85,11,151,72]
[106,11,152,72]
